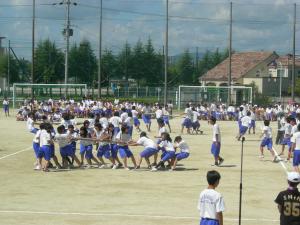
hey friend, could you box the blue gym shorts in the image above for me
[176,152,190,161]
[133,117,140,126]
[38,145,52,161]
[110,144,118,159]
[293,150,300,167]
[142,114,151,124]
[33,142,40,158]
[80,144,93,159]
[161,151,175,162]
[97,144,111,159]
[239,125,248,135]
[140,147,158,158]
[211,142,221,158]
[60,144,74,158]
[118,146,133,158]
[200,218,219,225]
[260,138,273,150]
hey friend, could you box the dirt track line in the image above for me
[0,147,31,160]
[0,210,279,222]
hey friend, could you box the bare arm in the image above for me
[277,204,282,213]
[216,212,223,225]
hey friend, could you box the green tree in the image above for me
[176,49,194,84]
[0,53,20,84]
[116,42,133,81]
[34,39,64,83]
[69,40,97,86]
[101,48,117,86]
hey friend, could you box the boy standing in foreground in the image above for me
[274,172,300,225]
[198,170,225,225]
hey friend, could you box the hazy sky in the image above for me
[1,0,300,59]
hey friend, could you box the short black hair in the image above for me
[57,125,65,134]
[140,131,147,138]
[207,170,221,185]
[264,120,270,126]
[210,116,216,123]
[174,136,182,143]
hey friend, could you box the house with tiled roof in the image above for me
[200,51,300,97]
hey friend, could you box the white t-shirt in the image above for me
[3,100,9,106]
[54,133,69,148]
[132,110,139,118]
[124,117,133,127]
[39,130,51,147]
[120,112,128,122]
[100,117,109,129]
[284,124,292,136]
[185,108,193,119]
[109,116,122,128]
[159,140,175,152]
[212,124,221,142]
[175,140,189,153]
[26,117,34,131]
[155,109,163,119]
[292,125,298,135]
[241,116,251,127]
[197,189,225,220]
[291,131,300,150]
[137,137,157,149]
[158,127,167,137]
[262,126,272,139]
[115,131,131,146]
[192,111,200,123]
[33,130,41,143]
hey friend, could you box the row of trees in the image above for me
[0,38,229,87]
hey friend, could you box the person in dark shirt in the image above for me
[275,172,300,225]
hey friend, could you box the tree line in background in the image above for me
[0,38,229,87]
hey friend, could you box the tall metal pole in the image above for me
[292,3,296,101]
[31,0,35,97]
[279,62,282,103]
[7,40,10,95]
[98,0,103,98]
[64,0,71,96]
[228,2,232,105]
[164,0,169,106]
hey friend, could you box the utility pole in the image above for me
[228,2,233,105]
[196,46,199,70]
[32,0,35,97]
[98,0,103,98]
[65,0,71,96]
[292,3,296,101]
[164,0,169,106]
[7,40,10,95]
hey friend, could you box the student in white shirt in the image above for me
[27,113,38,134]
[131,106,141,132]
[152,132,175,171]
[236,111,251,141]
[162,105,172,133]
[55,125,81,168]
[290,123,300,173]
[171,136,190,171]
[109,111,122,134]
[280,116,292,157]
[259,120,277,161]
[115,126,137,170]
[3,97,9,117]
[210,117,224,166]
[198,170,225,225]
[129,132,158,169]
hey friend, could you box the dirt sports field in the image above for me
[0,111,292,225]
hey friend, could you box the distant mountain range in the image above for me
[169,52,205,64]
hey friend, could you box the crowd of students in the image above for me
[21,98,194,172]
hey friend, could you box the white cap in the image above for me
[287,172,300,183]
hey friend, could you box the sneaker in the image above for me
[169,168,174,171]
[99,164,106,169]
[118,163,123,168]
[151,163,157,167]
[151,167,158,172]
[147,165,152,169]
[124,167,130,171]
[85,165,91,169]
[259,155,264,159]
[34,165,41,170]
[112,164,118,170]
[219,158,224,166]
[214,162,219,166]
[135,165,140,169]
